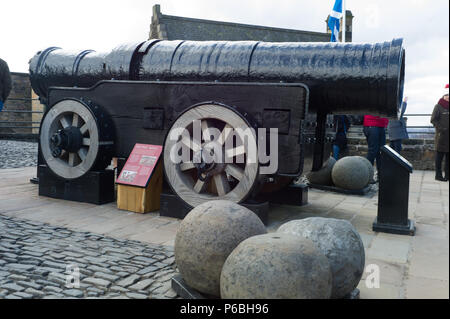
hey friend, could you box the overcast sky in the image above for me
[0,0,448,125]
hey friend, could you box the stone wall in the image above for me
[342,135,435,171]
[0,72,32,135]
[32,90,44,134]
[0,72,43,139]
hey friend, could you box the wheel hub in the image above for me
[50,126,83,157]
[193,149,215,173]
[193,146,226,182]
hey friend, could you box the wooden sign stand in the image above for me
[116,144,163,213]
[117,161,163,213]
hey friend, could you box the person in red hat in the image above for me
[430,84,449,181]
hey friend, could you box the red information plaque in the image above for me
[116,143,163,188]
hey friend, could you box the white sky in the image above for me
[0,0,448,125]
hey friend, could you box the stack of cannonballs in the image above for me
[174,200,365,299]
[306,156,374,190]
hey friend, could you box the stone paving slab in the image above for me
[357,281,403,299]
[405,276,450,299]
[0,164,448,299]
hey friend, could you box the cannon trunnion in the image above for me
[31,39,405,207]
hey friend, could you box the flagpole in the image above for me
[342,0,346,42]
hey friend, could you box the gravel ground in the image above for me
[0,140,38,169]
[0,214,179,299]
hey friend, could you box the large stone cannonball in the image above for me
[354,156,375,182]
[220,233,332,299]
[331,156,370,190]
[174,200,267,296]
[306,156,336,186]
[278,217,365,299]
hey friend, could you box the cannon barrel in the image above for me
[30,39,405,117]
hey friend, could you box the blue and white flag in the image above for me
[328,0,343,42]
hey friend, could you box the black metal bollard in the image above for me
[373,145,416,235]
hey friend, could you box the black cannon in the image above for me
[30,39,405,207]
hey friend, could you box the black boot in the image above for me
[444,156,449,181]
[435,152,445,181]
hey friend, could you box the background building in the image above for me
[149,4,353,42]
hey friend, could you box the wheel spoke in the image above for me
[193,179,207,193]
[78,148,87,161]
[68,153,76,166]
[72,113,80,127]
[181,135,201,152]
[225,145,246,158]
[80,124,88,135]
[213,173,230,196]
[225,164,244,181]
[82,138,91,146]
[218,124,233,145]
[202,120,213,142]
[180,162,195,171]
[60,116,71,129]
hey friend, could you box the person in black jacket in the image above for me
[387,96,409,153]
[0,58,12,112]
[431,85,449,181]
[332,115,351,160]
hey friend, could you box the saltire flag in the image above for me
[328,0,343,42]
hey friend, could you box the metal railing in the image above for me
[346,113,435,139]
[0,110,43,130]
[403,114,435,136]
[0,97,43,140]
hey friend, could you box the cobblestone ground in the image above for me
[0,140,38,169]
[0,214,179,299]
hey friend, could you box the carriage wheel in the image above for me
[163,103,259,207]
[40,99,114,180]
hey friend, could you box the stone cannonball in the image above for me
[331,156,370,190]
[220,233,332,299]
[174,200,267,296]
[354,156,375,182]
[306,156,336,186]
[278,217,365,299]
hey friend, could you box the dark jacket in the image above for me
[333,115,350,149]
[388,101,409,141]
[0,58,12,102]
[431,98,449,152]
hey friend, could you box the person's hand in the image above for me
[403,96,408,102]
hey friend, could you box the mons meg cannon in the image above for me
[30,39,405,207]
